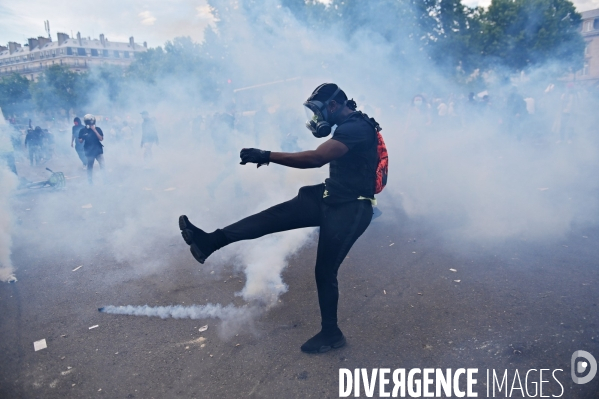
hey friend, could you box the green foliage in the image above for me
[478,0,584,71]
[282,0,584,76]
[89,64,125,103]
[125,34,227,101]
[0,0,586,117]
[0,73,32,116]
[30,65,85,115]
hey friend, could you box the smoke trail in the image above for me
[0,165,18,283]
[101,229,313,330]
[99,303,262,337]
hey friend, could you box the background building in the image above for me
[577,8,599,82]
[0,31,147,81]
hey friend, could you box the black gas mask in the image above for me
[303,86,345,138]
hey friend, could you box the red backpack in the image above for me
[374,129,388,194]
[357,112,388,194]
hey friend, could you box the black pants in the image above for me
[221,184,373,329]
[75,145,87,166]
[86,153,104,184]
[28,146,41,166]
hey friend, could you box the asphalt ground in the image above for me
[1,156,599,399]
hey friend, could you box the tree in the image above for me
[30,65,85,116]
[0,73,32,117]
[477,0,584,72]
[421,0,485,75]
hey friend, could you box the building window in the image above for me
[114,51,120,58]
[582,62,589,75]
[124,51,130,58]
[67,47,73,55]
[103,50,109,57]
[77,48,86,56]
[91,49,99,56]
[594,19,599,30]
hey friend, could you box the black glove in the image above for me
[240,148,270,168]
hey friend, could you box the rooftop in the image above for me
[0,34,145,59]
[581,8,599,20]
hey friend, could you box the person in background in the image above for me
[41,128,54,163]
[404,94,431,139]
[140,111,159,161]
[71,117,87,168]
[25,126,43,166]
[78,114,104,185]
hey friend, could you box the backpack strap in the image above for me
[353,110,381,132]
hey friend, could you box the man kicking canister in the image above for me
[180,83,384,354]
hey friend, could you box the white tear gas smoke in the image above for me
[0,166,18,283]
[99,303,260,337]
[9,0,599,330]
[235,229,313,305]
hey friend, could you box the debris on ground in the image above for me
[449,268,457,272]
[89,325,99,330]
[81,204,92,209]
[384,290,387,295]
[199,325,208,332]
[389,243,394,246]
[454,280,461,283]
[72,266,82,272]
[34,339,47,351]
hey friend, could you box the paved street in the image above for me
[1,161,598,398]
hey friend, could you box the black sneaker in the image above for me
[179,215,199,245]
[178,215,214,264]
[300,330,346,354]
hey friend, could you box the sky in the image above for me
[0,0,598,48]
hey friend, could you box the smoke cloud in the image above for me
[0,166,18,283]
[6,0,599,331]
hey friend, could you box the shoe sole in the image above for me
[179,215,209,264]
[179,216,193,245]
[301,337,346,354]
